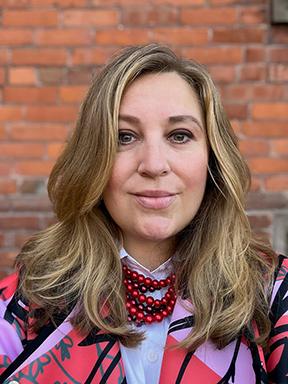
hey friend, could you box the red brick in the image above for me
[180,7,237,25]
[0,252,16,268]
[3,87,58,104]
[269,64,288,82]
[95,28,150,45]
[210,0,266,4]
[12,49,67,66]
[245,47,266,62]
[25,106,78,122]
[9,67,37,85]
[182,46,243,64]
[47,143,64,159]
[14,232,34,248]
[19,179,45,194]
[153,28,208,45]
[222,84,251,101]
[35,29,92,46]
[0,106,23,121]
[15,161,55,176]
[0,233,4,247]
[38,68,66,85]
[208,65,236,83]
[0,216,39,229]
[0,143,45,158]
[92,0,203,3]
[272,140,288,155]
[212,28,266,43]
[63,10,118,26]
[239,6,267,24]
[154,0,204,3]
[250,177,262,192]
[248,158,288,174]
[251,85,285,100]
[269,47,288,62]
[0,29,33,45]
[0,125,6,140]
[242,122,288,137]
[230,119,242,135]
[67,67,93,84]
[0,68,5,85]
[252,103,288,120]
[10,123,69,141]
[265,175,288,192]
[71,48,113,65]
[3,10,58,27]
[122,5,178,26]
[0,163,10,176]
[240,64,266,81]
[239,139,269,156]
[0,49,9,65]
[248,214,272,228]
[29,0,87,5]
[0,179,17,194]
[60,86,87,103]
[271,27,288,44]
[224,103,247,120]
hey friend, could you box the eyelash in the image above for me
[118,130,194,146]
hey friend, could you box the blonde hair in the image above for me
[17,44,276,350]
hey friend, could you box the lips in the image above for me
[133,190,177,209]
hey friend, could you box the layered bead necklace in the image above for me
[123,264,176,325]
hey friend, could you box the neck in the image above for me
[122,236,175,271]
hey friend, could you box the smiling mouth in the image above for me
[133,194,177,209]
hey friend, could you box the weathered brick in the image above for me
[0,215,40,229]
[223,103,247,120]
[71,48,113,65]
[9,67,37,85]
[0,29,33,45]
[248,214,272,229]
[122,5,178,26]
[59,85,87,103]
[35,29,92,46]
[269,64,288,82]
[19,179,46,194]
[182,46,243,64]
[0,179,17,194]
[251,85,285,100]
[181,7,237,25]
[0,125,6,140]
[0,106,23,121]
[245,47,266,62]
[15,161,55,176]
[63,10,118,26]
[95,28,150,45]
[248,158,288,174]
[152,28,208,45]
[246,192,288,210]
[67,67,93,84]
[265,175,288,192]
[0,49,9,65]
[25,106,78,122]
[0,143,45,158]
[271,26,288,44]
[3,10,58,27]
[12,49,67,66]
[38,68,66,85]
[240,64,266,81]
[0,68,5,85]
[272,140,288,155]
[242,122,288,137]
[250,177,262,192]
[269,47,288,62]
[212,28,266,43]
[252,103,288,120]
[0,163,10,176]
[222,84,251,101]
[9,123,69,141]
[238,6,267,24]
[3,87,58,104]
[208,65,236,83]
[47,143,65,159]
[239,139,269,156]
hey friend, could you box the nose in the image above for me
[137,142,171,178]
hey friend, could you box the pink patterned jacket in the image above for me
[0,256,287,384]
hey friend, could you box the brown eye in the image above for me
[168,130,193,144]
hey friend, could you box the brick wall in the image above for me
[0,0,287,278]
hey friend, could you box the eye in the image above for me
[168,130,193,144]
[118,131,137,145]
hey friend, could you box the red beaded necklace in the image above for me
[123,264,176,325]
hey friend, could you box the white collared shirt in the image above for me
[119,248,173,384]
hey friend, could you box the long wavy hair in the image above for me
[17,43,276,350]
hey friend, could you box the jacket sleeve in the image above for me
[266,255,288,384]
[0,272,24,374]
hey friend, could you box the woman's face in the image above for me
[103,72,208,251]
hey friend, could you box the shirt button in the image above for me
[147,349,158,363]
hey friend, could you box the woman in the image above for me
[0,44,287,384]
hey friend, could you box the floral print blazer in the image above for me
[0,255,287,384]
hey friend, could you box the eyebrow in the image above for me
[119,114,203,131]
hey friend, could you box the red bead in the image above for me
[136,311,144,321]
[123,279,128,286]
[139,294,146,303]
[126,302,132,309]
[154,313,163,322]
[127,269,131,276]
[140,286,147,293]
[165,292,171,300]
[149,286,155,292]
[131,290,139,298]
[154,299,161,308]
[145,315,153,324]
[144,277,152,286]
[162,310,168,317]
[146,306,153,313]
[131,271,138,280]
[152,280,159,289]
[123,265,128,272]
[127,284,133,292]
[168,287,174,294]
[131,300,136,306]
[161,298,168,305]
[170,299,175,307]
[146,296,154,306]
[167,305,173,314]
[133,283,139,289]
[159,280,166,288]
[138,304,144,311]
[166,277,171,285]
[138,274,145,283]
[129,307,137,315]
